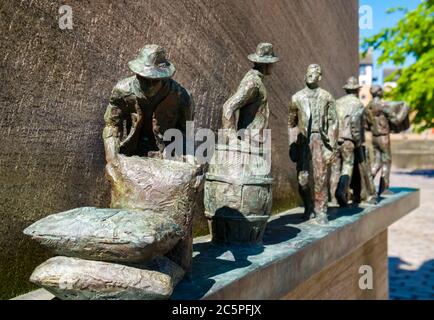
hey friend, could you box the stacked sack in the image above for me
[24,207,185,300]
[24,156,202,300]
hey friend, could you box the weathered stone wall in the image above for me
[0,0,359,298]
[391,139,434,170]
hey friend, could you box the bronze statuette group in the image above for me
[23,42,410,300]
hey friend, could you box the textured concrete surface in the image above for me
[0,0,358,298]
[388,171,434,300]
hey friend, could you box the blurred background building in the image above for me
[383,68,401,93]
[359,47,375,106]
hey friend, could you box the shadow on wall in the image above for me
[389,257,434,300]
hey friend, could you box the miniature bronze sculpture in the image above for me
[204,43,278,243]
[103,44,193,161]
[102,45,200,271]
[365,85,410,195]
[289,64,338,224]
[221,43,277,144]
[25,208,185,300]
[354,132,378,205]
[330,77,376,207]
[29,256,180,300]
[24,45,201,300]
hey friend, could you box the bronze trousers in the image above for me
[371,134,391,194]
[297,133,328,219]
[330,140,355,204]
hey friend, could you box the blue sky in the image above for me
[360,0,421,84]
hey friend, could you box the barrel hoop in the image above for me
[205,174,273,186]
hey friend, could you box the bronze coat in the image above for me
[103,76,193,159]
[289,87,338,161]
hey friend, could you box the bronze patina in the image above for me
[24,45,202,300]
[205,43,278,244]
[365,85,410,195]
[330,77,376,207]
[221,43,278,144]
[289,64,338,224]
[103,45,201,271]
[103,44,193,161]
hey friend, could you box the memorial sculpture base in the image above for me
[14,188,419,300]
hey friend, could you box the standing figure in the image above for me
[103,44,193,162]
[222,42,278,144]
[330,77,376,207]
[289,64,338,224]
[204,43,278,244]
[365,85,393,195]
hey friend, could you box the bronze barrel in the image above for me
[204,144,273,244]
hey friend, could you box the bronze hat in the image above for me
[248,43,279,64]
[128,44,176,79]
[370,85,384,96]
[343,76,362,90]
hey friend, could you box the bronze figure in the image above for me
[289,64,338,224]
[365,86,392,195]
[222,42,278,144]
[205,43,278,244]
[330,77,376,207]
[365,85,410,195]
[24,45,202,300]
[102,44,201,271]
[103,44,193,161]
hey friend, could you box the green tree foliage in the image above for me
[362,0,434,131]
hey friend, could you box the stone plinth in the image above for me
[172,188,419,300]
[390,139,434,170]
[14,188,419,300]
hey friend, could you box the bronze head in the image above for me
[370,85,384,98]
[305,64,322,87]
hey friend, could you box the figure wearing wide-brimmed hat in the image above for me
[222,42,279,143]
[204,43,278,245]
[330,77,376,207]
[103,44,193,162]
[127,45,176,79]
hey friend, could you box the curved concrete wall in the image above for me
[0,0,358,298]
